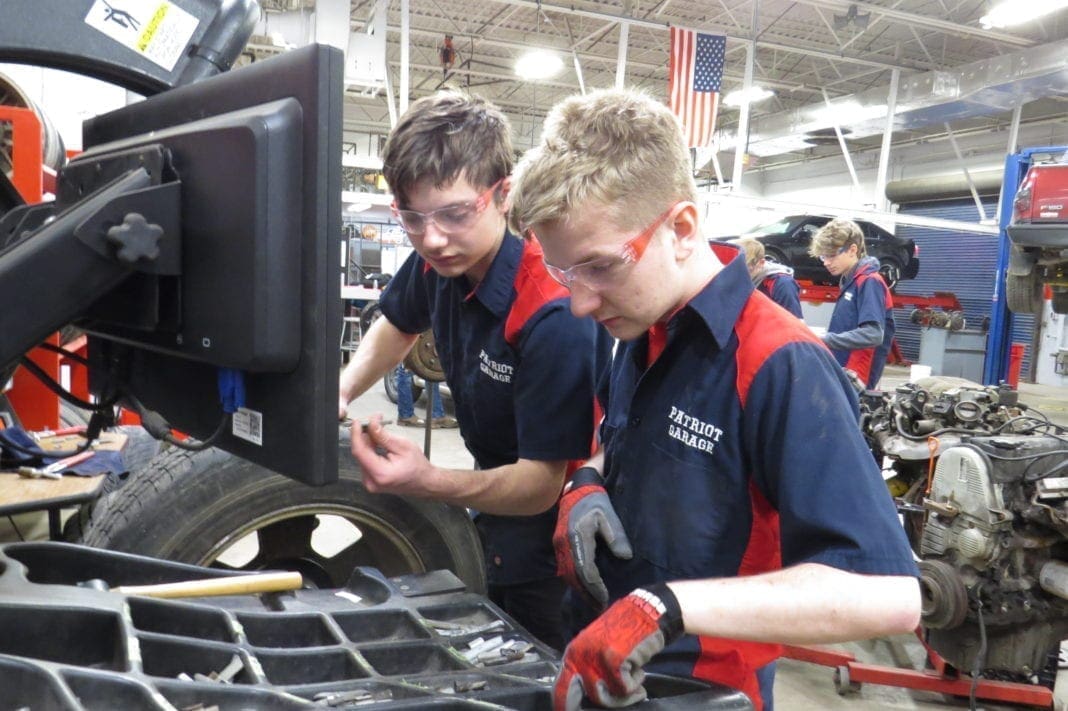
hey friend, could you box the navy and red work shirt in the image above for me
[379,231,609,586]
[590,244,918,710]
[827,258,896,388]
[757,272,803,319]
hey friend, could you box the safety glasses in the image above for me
[539,205,676,290]
[818,244,852,263]
[392,178,504,235]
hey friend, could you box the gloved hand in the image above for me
[554,583,684,710]
[554,466,633,608]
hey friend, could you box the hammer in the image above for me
[79,571,303,599]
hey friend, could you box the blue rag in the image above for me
[0,428,45,465]
[0,427,126,477]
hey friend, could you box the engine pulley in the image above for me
[919,559,969,629]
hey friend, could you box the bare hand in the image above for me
[350,414,436,496]
[338,395,350,421]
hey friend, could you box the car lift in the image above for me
[782,630,1055,708]
[798,281,965,367]
[985,145,1068,386]
[798,281,964,313]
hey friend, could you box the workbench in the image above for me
[0,431,126,539]
[0,472,106,540]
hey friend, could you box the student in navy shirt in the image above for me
[510,89,919,711]
[736,238,803,318]
[809,218,896,389]
[340,92,608,651]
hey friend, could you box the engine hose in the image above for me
[1023,452,1068,481]
[894,412,989,441]
[994,413,1066,435]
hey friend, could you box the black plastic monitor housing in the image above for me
[0,43,342,486]
[82,44,343,485]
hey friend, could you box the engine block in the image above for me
[861,377,1068,676]
[921,444,1011,568]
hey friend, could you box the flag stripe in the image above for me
[669,28,725,148]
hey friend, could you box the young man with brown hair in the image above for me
[511,88,919,711]
[808,217,896,388]
[340,91,609,650]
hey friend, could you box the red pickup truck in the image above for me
[1006,158,1068,314]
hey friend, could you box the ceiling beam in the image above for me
[789,0,1034,47]
[400,59,579,91]
[483,0,928,73]
[372,23,815,93]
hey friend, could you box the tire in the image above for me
[383,367,424,405]
[58,325,83,346]
[368,303,425,404]
[78,435,486,594]
[359,301,382,337]
[58,402,91,429]
[879,258,902,291]
[1006,270,1043,314]
[61,425,162,542]
[764,248,788,266]
[1053,289,1068,315]
[833,665,860,695]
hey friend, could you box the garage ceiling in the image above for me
[251,0,1068,174]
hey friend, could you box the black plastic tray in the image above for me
[0,542,753,710]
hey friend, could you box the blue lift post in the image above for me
[984,146,1068,385]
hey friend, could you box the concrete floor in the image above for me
[343,365,1068,711]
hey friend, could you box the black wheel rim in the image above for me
[881,263,900,289]
[198,505,430,588]
[384,368,399,402]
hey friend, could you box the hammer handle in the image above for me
[113,571,303,599]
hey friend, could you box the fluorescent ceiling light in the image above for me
[812,101,887,126]
[515,49,563,81]
[724,86,775,107]
[980,0,1068,28]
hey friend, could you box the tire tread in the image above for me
[78,443,486,593]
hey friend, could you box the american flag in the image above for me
[669,28,726,148]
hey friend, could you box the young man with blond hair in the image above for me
[341,91,609,650]
[735,237,803,318]
[808,217,896,389]
[510,88,919,711]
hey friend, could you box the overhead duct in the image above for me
[729,37,1068,158]
[885,169,1003,204]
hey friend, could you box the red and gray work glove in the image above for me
[554,466,633,608]
[554,583,684,710]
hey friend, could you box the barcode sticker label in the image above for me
[84,0,199,72]
[232,407,263,446]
